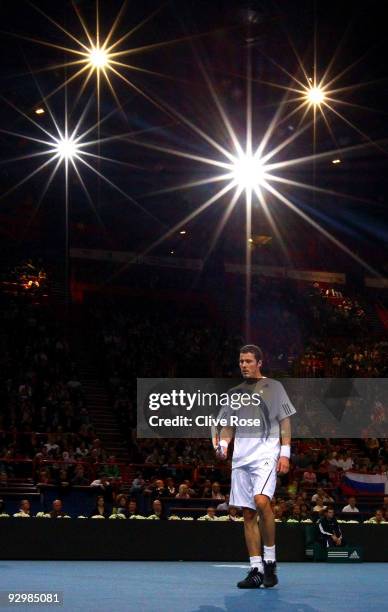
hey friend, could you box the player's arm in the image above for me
[215,425,234,460]
[277,416,291,474]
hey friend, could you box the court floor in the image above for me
[0,561,386,612]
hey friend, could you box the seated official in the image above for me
[13,499,31,517]
[228,506,240,521]
[317,507,344,548]
[149,499,165,519]
[90,495,110,518]
[127,499,139,518]
[49,499,68,518]
[369,508,386,524]
[204,507,217,521]
[116,494,129,517]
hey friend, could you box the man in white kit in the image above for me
[216,344,296,589]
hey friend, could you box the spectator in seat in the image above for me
[211,482,225,500]
[312,496,327,513]
[175,484,191,499]
[341,496,360,513]
[36,468,51,485]
[129,473,145,496]
[311,487,334,504]
[151,499,165,519]
[0,498,6,513]
[71,465,89,486]
[302,465,317,486]
[273,505,284,521]
[104,455,121,479]
[165,477,176,497]
[14,499,31,517]
[338,451,354,471]
[90,495,110,518]
[183,479,196,497]
[201,480,212,498]
[300,503,311,520]
[228,506,239,521]
[317,507,344,548]
[369,509,386,524]
[56,468,70,490]
[90,474,114,502]
[49,499,67,518]
[204,506,216,520]
[217,494,230,511]
[127,499,138,517]
[150,479,168,501]
[116,494,129,517]
[289,505,302,521]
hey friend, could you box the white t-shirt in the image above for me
[341,504,359,513]
[220,378,296,468]
[338,458,354,470]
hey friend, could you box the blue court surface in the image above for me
[0,562,386,612]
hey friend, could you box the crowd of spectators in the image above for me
[0,297,112,487]
[1,275,387,525]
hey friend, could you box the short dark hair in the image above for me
[240,344,263,362]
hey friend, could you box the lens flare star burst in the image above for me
[305,85,325,106]
[256,33,385,150]
[0,87,166,240]
[231,153,266,191]
[52,135,80,161]
[15,1,205,117]
[114,57,380,333]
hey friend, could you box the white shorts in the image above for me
[229,456,278,510]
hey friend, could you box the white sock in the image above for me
[263,545,276,563]
[250,556,263,572]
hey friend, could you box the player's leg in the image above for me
[230,467,264,589]
[242,507,261,558]
[252,460,278,587]
[255,494,275,548]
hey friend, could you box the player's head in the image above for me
[239,344,263,378]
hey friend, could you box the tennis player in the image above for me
[215,344,296,588]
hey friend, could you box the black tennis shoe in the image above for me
[237,567,263,589]
[263,560,278,587]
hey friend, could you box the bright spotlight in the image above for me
[306,86,325,105]
[88,46,109,69]
[54,137,79,161]
[232,154,265,190]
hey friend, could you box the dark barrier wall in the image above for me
[1,522,387,561]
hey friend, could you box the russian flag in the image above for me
[341,472,387,495]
